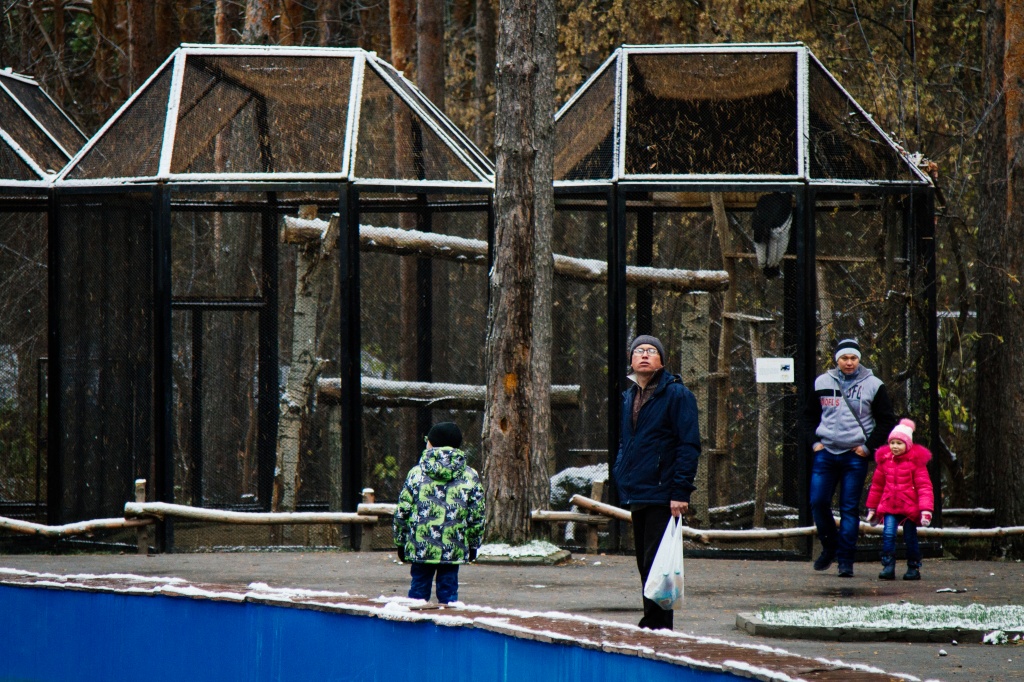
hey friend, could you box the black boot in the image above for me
[878,554,896,581]
[903,561,921,581]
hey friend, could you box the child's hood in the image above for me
[420,446,468,482]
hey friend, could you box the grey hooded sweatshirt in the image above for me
[801,365,898,455]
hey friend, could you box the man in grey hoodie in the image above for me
[801,339,897,577]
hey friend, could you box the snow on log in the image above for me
[0,515,153,538]
[124,502,377,525]
[357,503,397,516]
[283,216,729,293]
[318,376,581,408]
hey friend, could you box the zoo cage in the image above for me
[0,70,86,525]
[49,45,492,550]
[551,44,936,555]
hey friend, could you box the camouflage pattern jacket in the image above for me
[393,447,485,564]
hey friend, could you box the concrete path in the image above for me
[1,552,1021,681]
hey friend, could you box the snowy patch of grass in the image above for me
[478,540,562,558]
[757,602,1024,642]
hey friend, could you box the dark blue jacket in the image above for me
[613,370,702,505]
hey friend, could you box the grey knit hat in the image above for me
[629,335,666,364]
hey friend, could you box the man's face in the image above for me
[631,344,663,374]
[836,353,860,374]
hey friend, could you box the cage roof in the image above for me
[0,69,87,186]
[555,44,931,188]
[56,44,494,189]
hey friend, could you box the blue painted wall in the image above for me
[0,584,743,682]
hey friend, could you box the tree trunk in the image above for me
[417,0,444,108]
[482,0,550,544]
[215,0,239,44]
[474,0,496,151]
[243,0,274,44]
[975,0,1024,557]
[391,0,421,476]
[126,0,157,90]
[529,0,555,516]
[280,0,304,46]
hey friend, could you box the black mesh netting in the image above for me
[0,86,69,175]
[54,193,155,522]
[172,55,352,175]
[625,53,798,176]
[0,74,85,157]
[554,66,617,182]
[0,208,48,519]
[549,190,930,548]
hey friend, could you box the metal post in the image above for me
[152,185,174,551]
[607,184,627,548]
[636,207,653,335]
[46,189,61,526]
[191,309,204,506]
[257,192,280,511]
[339,183,363,548]
[918,189,941,526]
[416,204,434,441]
[795,185,816,552]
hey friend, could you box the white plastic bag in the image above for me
[642,516,684,610]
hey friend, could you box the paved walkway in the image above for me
[1,551,1021,681]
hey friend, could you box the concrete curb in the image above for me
[736,612,998,643]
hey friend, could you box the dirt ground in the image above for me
[2,551,1022,681]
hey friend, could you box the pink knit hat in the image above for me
[888,418,916,448]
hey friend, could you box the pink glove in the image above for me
[920,511,932,527]
[865,509,876,525]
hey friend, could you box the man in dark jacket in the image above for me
[801,338,897,578]
[612,335,701,630]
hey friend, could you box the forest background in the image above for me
[1,0,1021,555]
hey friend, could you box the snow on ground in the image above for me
[477,540,562,558]
[757,601,1024,637]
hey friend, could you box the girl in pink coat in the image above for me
[865,418,934,581]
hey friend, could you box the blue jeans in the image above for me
[810,449,870,567]
[409,563,460,603]
[881,514,921,562]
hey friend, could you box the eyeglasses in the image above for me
[632,348,659,356]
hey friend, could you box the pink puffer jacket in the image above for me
[865,443,934,523]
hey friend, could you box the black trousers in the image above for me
[632,504,674,629]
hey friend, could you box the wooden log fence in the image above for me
[0,516,153,539]
[284,216,730,294]
[319,376,581,408]
[569,495,1024,544]
[123,502,377,525]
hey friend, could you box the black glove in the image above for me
[397,545,406,563]
[468,547,477,563]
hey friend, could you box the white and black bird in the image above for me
[751,192,793,279]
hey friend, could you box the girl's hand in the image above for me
[865,509,876,525]
[920,511,932,527]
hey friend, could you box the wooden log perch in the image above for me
[283,217,729,293]
[569,495,633,523]
[531,510,610,524]
[124,502,377,525]
[0,515,153,539]
[319,377,581,408]
[358,503,397,516]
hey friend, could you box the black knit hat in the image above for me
[426,422,462,449]
[629,335,666,364]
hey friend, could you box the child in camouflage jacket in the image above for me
[393,422,485,604]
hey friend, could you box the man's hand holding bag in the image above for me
[643,516,685,610]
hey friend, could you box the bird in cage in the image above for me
[751,192,793,279]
